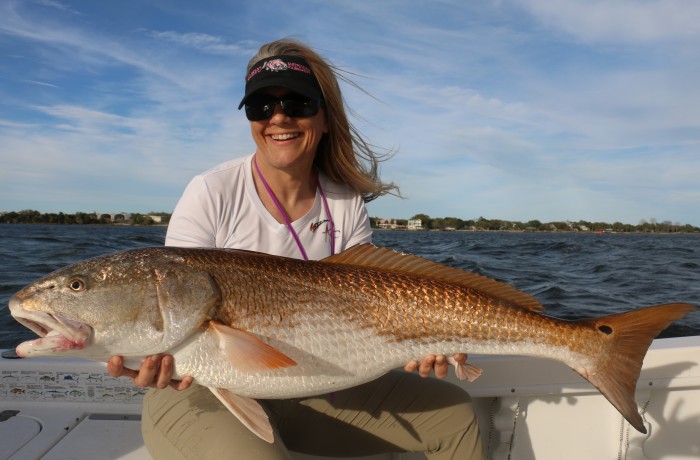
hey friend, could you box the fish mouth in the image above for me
[10,300,93,357]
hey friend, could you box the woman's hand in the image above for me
[404,354,468,379]
[107,354,193,391]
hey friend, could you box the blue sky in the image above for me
[1,0,699,226]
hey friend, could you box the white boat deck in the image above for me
[2,336,700,460]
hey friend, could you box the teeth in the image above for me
[271,133,299,140]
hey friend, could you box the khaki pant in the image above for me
[142,371,485,460]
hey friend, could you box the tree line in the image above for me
[371,214,700,233]
[0,210,170,226]
[2,210,697,233]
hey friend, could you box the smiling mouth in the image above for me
[270,133,299,141]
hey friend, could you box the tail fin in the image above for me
[575,303,696,433]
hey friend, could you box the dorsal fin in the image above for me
[323,243,544,312]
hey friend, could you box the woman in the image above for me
[109,38,484,460]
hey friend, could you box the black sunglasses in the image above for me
[244,93,322,121]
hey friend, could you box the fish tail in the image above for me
[573,303,696,434]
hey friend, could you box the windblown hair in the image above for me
[246,38,399,202]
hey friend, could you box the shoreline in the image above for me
[2,222,698,234]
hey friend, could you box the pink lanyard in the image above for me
[254,157,335,260]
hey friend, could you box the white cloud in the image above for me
[22,79,59,88]
[33,0,82,15]
[516,0,700,43]
[148,31,256,56]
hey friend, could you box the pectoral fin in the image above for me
[448,356,483,382]
[208,387,274,443]
[209,321,296,372]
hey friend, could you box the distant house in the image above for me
[376,218,407,229]
[376,218,397,229]
[148,215,163,224]
[407,219,422,230]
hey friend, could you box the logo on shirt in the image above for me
[310,219,330,232]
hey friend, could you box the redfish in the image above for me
[9,244,696,442]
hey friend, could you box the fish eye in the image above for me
[68,277,87,292]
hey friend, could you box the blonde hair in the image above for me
[246,38,399,202]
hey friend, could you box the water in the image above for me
[1,225,698,349]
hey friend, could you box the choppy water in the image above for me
[1,224,698,348]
